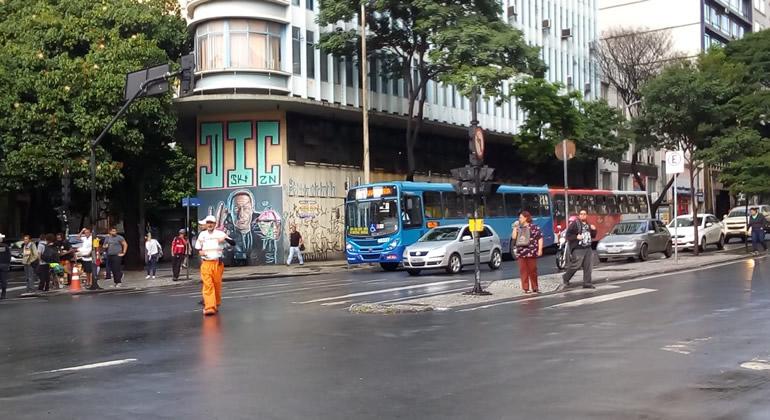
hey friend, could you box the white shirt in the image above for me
[78,236,93,261]
[195,230,228,261]
[145,239,161,257]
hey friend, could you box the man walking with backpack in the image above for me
[558,209,597,290]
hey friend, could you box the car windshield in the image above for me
[668,217,701,228]
[346,199,400,237]
[611,222,647,235]
[728,209,746,217]
[418,227,460,242]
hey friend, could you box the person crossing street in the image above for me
[558,209,597,290]
[195,215,234,316]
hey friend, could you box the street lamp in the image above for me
[360,1,370,184]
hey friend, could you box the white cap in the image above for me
[199,215,217,224]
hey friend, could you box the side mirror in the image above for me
[461,235,472,241]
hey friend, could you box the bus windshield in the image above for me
[346,199,400,237]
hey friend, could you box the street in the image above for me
[2,253,770,419]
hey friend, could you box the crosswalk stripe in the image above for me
[295,280,468,304]
[547,288,657,309]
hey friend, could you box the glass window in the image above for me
[292,26,301,75]
[345,57,354,87]
[423,191,442,219]
[522,194,542,216]
[627,195,640,213]
[196,19,283,72]
[595,196,608,215]
[485,193,505,217]
[402,195,423,228]
[306,0,313,10]
[505,193,522,217]
[333,55,341,84]
[722,15,729,32]
[320,49,328,81]
[481,227,494,238]
[638,196,649,215]
[539,194,551,217]
[553,193,565,219]
[306,31,315,78]
[443,192,466,219]
[606,196,619,214]
[291,0,299,5]
[618,195,629,213]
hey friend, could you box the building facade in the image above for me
[598,0,754,221]
[177,0,600,264]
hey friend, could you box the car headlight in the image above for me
[384,238,399,251]
[346,243,354,251]
[427,248,445,258]
[621,242,637,250]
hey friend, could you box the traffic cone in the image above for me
[70,263,81,292]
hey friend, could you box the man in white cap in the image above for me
[194,215,233,315]
[0,233,10,299]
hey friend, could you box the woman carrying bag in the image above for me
[511,211,544,294]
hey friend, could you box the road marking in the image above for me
[547,288,657,309]
[458,285,621,312]
[7,286,27,292]
[612,258,755,286]
[320,300,351,306]
[741,359,770,371]
[39,358,138,374]
[660,337,711,356]
[295,280,468,304]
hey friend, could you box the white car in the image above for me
[722,205,770,243]
[667,213,725,251]
[402,224,503,276]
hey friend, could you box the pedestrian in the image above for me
[558,209,597,290]
[102,227,127,287]
[77,227,100,290]
[286,225,304,266]
[181,230,192,270]
[195,215,233,316]
[37,234,58,292]
[54,232,75,285]
[144,233,162,279]
[512,211,544,294]
[21,234,39,293]
[171,229,188,281]
[0,233,10,300]
[748,207,767,255]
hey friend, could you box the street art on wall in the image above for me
[198,120,281,190]
[284,198,344,262]
[197,187,283,266]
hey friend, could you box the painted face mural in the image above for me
[233,193,255,233]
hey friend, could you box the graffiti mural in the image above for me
[198,187,283,266]
[284,198,344,262]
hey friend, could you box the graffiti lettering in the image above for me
[199,122,224,189]
[284,199,344,262]
[287,179,337,198]
[226,121,254,187]
[259,174,278,185]
[258,122,281,186]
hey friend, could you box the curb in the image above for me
[349,302,434,314]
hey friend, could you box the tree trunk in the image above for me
[630,150,647,191]
[404,65,417,181]
[690,161,699,256]
[650,175,676,216]
[120,169,145,269]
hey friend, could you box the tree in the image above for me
[597,26,680,210]
[0,0,188,265]
[317,0,543,180]
[511,78,629,166]
[634,60,732,255]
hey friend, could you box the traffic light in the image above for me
[180,53,196,97]
[450,166,497,196]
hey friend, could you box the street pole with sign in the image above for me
[666,151,684,263]
[182,197,201,280]
[555,140,576,228]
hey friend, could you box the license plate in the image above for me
[412,258,424,263]
[607,249,621,254]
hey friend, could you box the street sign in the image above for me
[665,151,685,174]
[124,64,170,101]
[469,218,484,232]
[554,140,576,161]
[471,127,485,161]
[181,197,201,207]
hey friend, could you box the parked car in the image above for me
[597,219,672,262]
[6,239,23,270]
[667,214,724,251]
[402,224,503,276]
[722,205,770,242]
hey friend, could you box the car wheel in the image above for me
[380,262,399,272]
[639,243,649,261]
[488,249,502,270]
[716,234,725,250]
[664,241,673,258]
[446,253,462,274]
[699,237,706,252]
[406,269,421,276]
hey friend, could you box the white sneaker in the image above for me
[152,276,156,279]
[115,283,123,288]
[145,275,151,279]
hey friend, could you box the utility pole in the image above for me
[360,2,370,184]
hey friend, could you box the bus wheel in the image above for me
[446,254,462,274]
[380,262,399,272]
[407,269,421,276]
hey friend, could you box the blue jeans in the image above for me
[752,229,767,252]
[146,254,158,276]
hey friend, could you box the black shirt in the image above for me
[0,243,10,271]
[54,240,73,261]
[289,232,302,247]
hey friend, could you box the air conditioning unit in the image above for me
[561,28,573,38]
[542,19,551,29]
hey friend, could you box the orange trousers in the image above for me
[200,260,224,313]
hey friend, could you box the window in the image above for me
[705,34,711,49]
[423,191,442,219]
[638,196,649,215]
[505,193,522,217]
[484,193,505,217]
[553,193,566,218]
[443,192,466,219]
[306,0,314,10]
[306,31,315,78]
[522,194,542,216]
[601,172,612,190]
[196,20,283,72]
[481,227,494,238]
[402,195,423,228]
[333,55,340,84]
[539,194,551,216]
[595,196,608,215]
[292,0,299,5]
[722,15,729,33]
[618,195,629,213]
[320,48,328,81]
[606,196,619,214]
[627,195,640,213]
[619,175,629,191]
[756,0,767,14]
[345,57,354,87]
[292,26,301,75]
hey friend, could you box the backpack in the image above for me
[41,244,58,264]
[515,225,531,247]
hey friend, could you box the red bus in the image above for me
[549,189,651,242]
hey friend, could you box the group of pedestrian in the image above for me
[512,208,596,294]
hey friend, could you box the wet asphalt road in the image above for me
[2,254,770,419]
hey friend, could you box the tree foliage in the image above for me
[317,0,542,179]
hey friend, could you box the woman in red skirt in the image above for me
[511,211,544,294]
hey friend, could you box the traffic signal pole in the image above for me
[465,87,490,296]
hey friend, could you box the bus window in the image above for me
[618,195,629,213]
[568,195,579,214]
[581,195,596,214]
[595,196,608,215]
[443,192,465,218]
[627,195,639,213]
[523,193,542,216]
[485,193,505,217]
[505,193,522,217]
[402,195,424,228]
[553,193,565,219]
[423,191,442,219]
[638,195,649,215]
[539,194,551,217]
[606,196,619,214]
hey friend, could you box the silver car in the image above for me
[402,224,503,276]
[597,219,673,262]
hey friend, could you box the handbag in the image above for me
[515,226,530,247]
[299,244,306,251]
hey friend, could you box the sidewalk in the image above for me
[22,259,359,297]
[383,248,762,311]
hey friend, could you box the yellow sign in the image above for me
[469,218,484,232]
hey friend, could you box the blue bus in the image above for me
[345,181,555,270]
